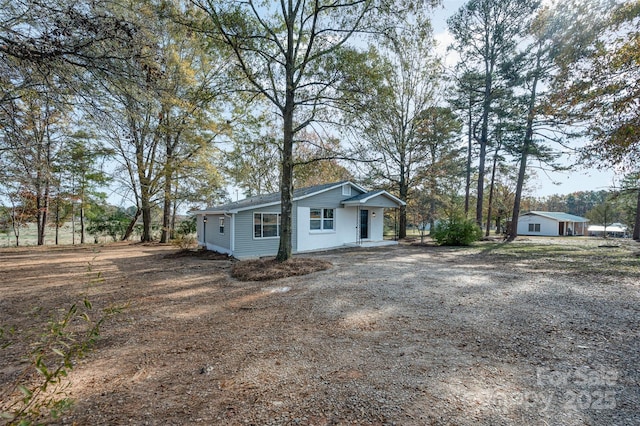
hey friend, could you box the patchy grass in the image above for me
[231,257,332,281]
[472,238,640,277]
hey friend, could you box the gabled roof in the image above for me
[190,181,369,214]
[521,211,590,223]
[341,190,406,206]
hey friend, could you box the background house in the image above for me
[517,211,589,236]
[587,222,629,238]
[190,181,405,258]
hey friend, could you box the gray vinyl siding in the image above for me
[296,186,364,208]
[233,208,281,258]
[205,214,231,251]
[207,215,231,249]
[232,184,365,258]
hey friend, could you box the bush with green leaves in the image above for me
[170,217,197,249]
[431,215,482,246]
[86,205,133,242]
[176,217,196,236]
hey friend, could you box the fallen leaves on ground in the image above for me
[231,257,332,281]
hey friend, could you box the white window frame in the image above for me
[253,212,281,239]
[310,208,335,232]
[342,184,351,196]
[219,217,225,234]
[528,223,541,232]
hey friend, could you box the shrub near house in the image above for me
[432,216,482,246]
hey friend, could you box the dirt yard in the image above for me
[1,238,639,425]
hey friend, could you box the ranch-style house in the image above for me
[517,211,590,237]
[190,181,405,259]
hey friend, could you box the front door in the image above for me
[360,209,369,239]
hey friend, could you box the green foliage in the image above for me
[0,206,11,235]
[169,217,197,249]
[0,262,123,425]
[550,0,639,167]
[432,215,482,246]
[448,0,539,227]
[345,16,444,239]
[586,201,620,226]
[86,205,133,242]
[176,217,196,236]
[194,0,441,261]
[525,190,611,217]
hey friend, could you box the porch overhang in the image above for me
[340,190,405,208]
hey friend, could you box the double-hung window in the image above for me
[254,213,280,238]
[528,223,541,232]
[310,208,334,231]
[219,217,225,234]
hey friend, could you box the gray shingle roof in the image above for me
[200,181,352,213]
[341,190,385,203]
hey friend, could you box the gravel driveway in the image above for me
[1,239,638,425]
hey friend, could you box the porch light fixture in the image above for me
[372,211,376,218]
[203,215,207,246]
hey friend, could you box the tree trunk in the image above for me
[170,196,178,240]
[37,184,50,246]
[485,144,501,237]
[485,164,497,237]
[476,51,496,228]
[13,221,19,247]
[160,185,172,243]
[507,44,542,241]
[138,165,153,242]
[78,175,85,244]
[38,115,54,246]
[396,156,408,239]
[141,197,152,242]
[276,14,296,262]
[71,198,75,245]
[160,133,175,244]
[80,201,85,244]
[160,153,173,243]
[122,207,141,241]
[35,172,44,245]
[508,139,532,242]
[634,188,640,241]
[276,92,295,261]
[429,198,436,232]
[429,155,438,234]
[464,97,473,217]
[397,204,406,239]
[55,197,60,245]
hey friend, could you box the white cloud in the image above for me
[433,30,459,69]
